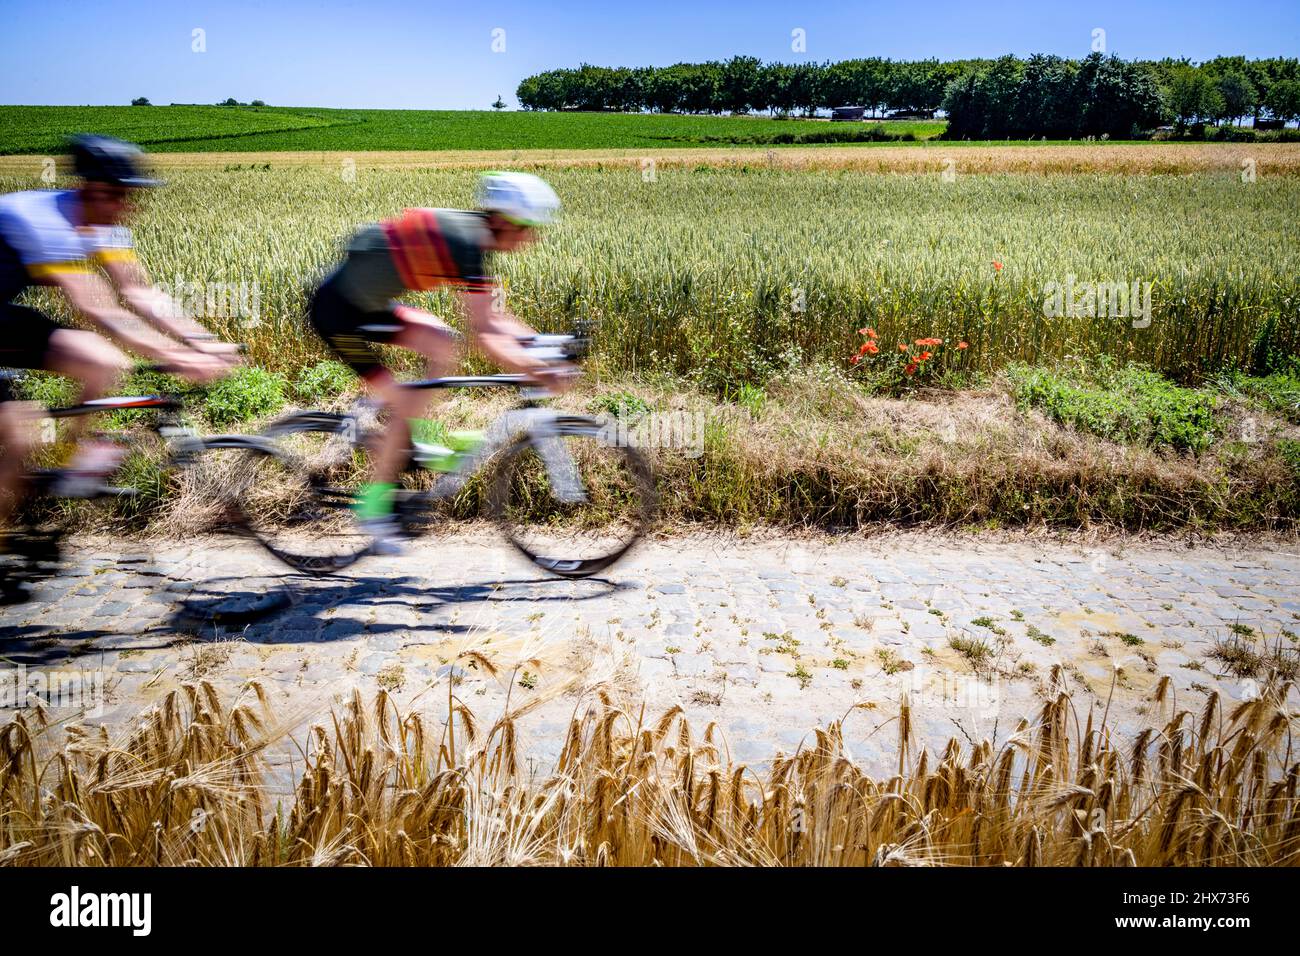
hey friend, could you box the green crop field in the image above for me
[3,161,1295,385]
[0,105,946,155]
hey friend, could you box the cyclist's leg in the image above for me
[0,306,48,528]
[362,305,459,483]
[44,327,131,446]
[307,281,410,535]
[0,308,129,527]
[0,392,33,531]
[391,304,459,380]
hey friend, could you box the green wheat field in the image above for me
[4,162,1295,383]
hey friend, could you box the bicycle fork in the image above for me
[423,408,589,504]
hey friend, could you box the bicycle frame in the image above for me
[44,395,273,474]
[264,376,597,511]
[244,322,653,577]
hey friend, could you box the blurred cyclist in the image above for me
[307,170,571,554]
[0,135,236,531]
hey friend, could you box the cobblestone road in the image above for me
[3,533,1297,786]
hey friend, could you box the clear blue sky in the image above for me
[1,0,1296,109]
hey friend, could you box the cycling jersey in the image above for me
[309,208,495,378]
[327,208,494,314]
[0,189,135,303]
[0,189,138,371]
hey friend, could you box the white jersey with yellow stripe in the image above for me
[0,189,135,291]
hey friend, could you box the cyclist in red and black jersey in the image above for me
[307,171,569,553]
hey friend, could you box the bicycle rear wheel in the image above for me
[207,416,373,574]
[489,416,655,578]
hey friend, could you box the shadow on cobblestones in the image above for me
[163,572,622,644]
[0,624,182,664]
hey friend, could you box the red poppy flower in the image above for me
[859,343,871,355]
[918,351,932,361]
[850,354,861,365]
[898,343,909,352]
[863,341,879,355]
[957,341,969,350]
[993,261,1003,271]
[905,363,917,376]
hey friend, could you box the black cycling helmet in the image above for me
[68,134,161,187]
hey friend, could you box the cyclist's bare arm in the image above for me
[102,257,241,357]
[51,270,224,380]
[463,289,560,379]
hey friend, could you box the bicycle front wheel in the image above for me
[489,416,655,578]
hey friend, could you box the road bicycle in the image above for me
[227,329,657,578]
[0,366,270,603]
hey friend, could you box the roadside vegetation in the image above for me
[1005,360,1219,453]
[12,353,1300,534]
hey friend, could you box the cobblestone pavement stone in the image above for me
[2,533,1297,787]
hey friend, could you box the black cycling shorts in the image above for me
[307,277,403,380]
[0,303,64,373]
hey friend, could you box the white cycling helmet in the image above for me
[476,171,561,227]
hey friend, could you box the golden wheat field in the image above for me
[5,142,1299,174]
[2,666,1297,867]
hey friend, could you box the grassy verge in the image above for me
[3,666,1296,866]
[14,358,1300,536]
[1005,359,1218,453]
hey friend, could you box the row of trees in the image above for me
[944,54,1164,138]
[1154,57,1300,128]
[515,55,1300,131]
[516,57,974,116]
[130,98,269,107]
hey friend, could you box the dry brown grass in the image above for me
[4,143,1297,176]
[2,662,1297,866]
[134,369,1299,539]
[595,371,1300,532]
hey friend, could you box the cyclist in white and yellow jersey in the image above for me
[0,135,236,529]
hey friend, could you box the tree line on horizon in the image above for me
[515,54,1300,138]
